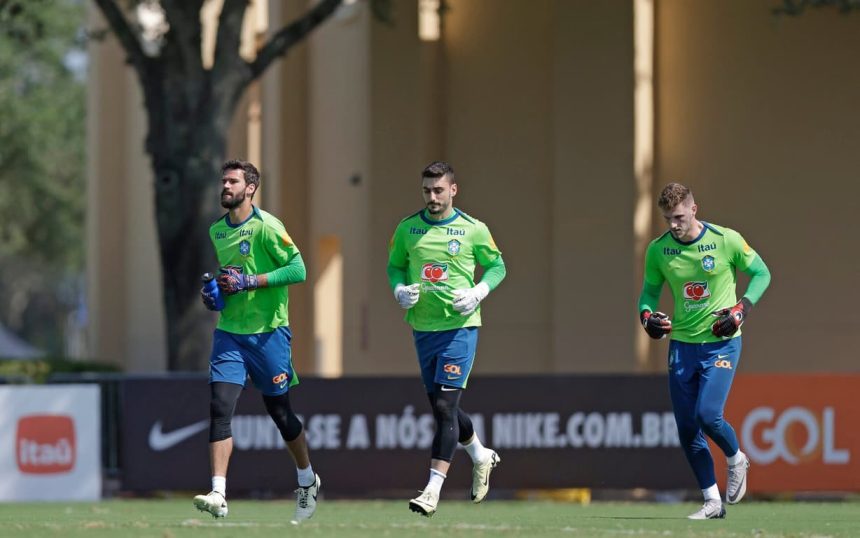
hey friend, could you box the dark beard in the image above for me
[221,190,245,209]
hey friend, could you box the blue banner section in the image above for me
[119,376,690,494]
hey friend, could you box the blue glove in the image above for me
[201,287,219,310]
[217,266,259,295]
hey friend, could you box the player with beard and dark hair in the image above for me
[388,161,507,517]
[194,159,319,524]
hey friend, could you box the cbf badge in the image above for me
[702,255,715,272]
[447,239,461,256]
[239,240,251,256]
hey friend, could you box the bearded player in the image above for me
[387,161,507,517]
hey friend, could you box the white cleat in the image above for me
[687,499,726,520]
[193,490,228,518]
[291,474,321,524]
[409,489,439,517]
[471,450,500,503]
[726,453,750,504]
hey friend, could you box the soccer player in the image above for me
[387,161,507,517]
[638,183,771,520]
[194,160,320,523]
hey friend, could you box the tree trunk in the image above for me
[152,131,228,371]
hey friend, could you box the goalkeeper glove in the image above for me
[452,282,490,316]
[217,266,259,295]
[201,288,220,310]
[394,283,420,309]
[641,310,672,339]
[711,298,752,338]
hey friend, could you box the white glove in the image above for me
[394,283,420,309]
[452,282,490,316]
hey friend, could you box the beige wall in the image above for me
[363,0,636,375]
[88,0,859,375]
[87,8,166,371]
[655,0,860,371]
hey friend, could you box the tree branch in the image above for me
[161,0,206,78]
[91,0,149,78]
[248,0,342,80]
[212,0,248,75]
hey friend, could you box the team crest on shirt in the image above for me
[239,240,251,256]
[702,255,715,272]
[447,239,461,256]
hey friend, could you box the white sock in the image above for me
[461,435,492,463]
[702,484,721,502]
[425,468,446,496]
[297,464,315,488]
[212,476,226,496]
[727,450,745,466]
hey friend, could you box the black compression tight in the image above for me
[263,391,304,442]
[209,382,243,442]
[428,385,475,462]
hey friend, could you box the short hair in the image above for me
[222,159,261,192]
[421,161,455,183]
[658,182,693,211]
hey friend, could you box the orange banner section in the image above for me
[712,374,860,492]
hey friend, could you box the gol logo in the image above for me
[443,364,462,376]
[714,360,732,369]
[272,372,289,385]
[741,406,850,465]
[682,281,711,301]
[422,263,449,283]
[16,415,76,474]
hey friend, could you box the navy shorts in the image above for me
[209,326,298,396]
[413,327,478,392]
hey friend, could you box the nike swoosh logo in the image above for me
[440,385,459,391]
[717,354,729,359]
[148,419,209,451]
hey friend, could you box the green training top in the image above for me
[209,206,301,335]
[387,208,505,332]
[638,222,768,344]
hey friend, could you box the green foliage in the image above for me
[0,0,86,269]
[774,0,860,15]
[0,357,119,384]
[0,0,87,357]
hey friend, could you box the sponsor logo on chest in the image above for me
[683,281,711,301]
[422,263,449,283]
[215,228,254,240]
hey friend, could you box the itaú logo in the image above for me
[16,415,76,474]
[741,407,850,465]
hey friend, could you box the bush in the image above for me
[0,358,120,384]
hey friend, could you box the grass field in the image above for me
[0,499,857,537]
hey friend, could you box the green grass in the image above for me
[0,499,857,537]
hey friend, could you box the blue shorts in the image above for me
[209,326,298,396]
[413,328,478,392]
